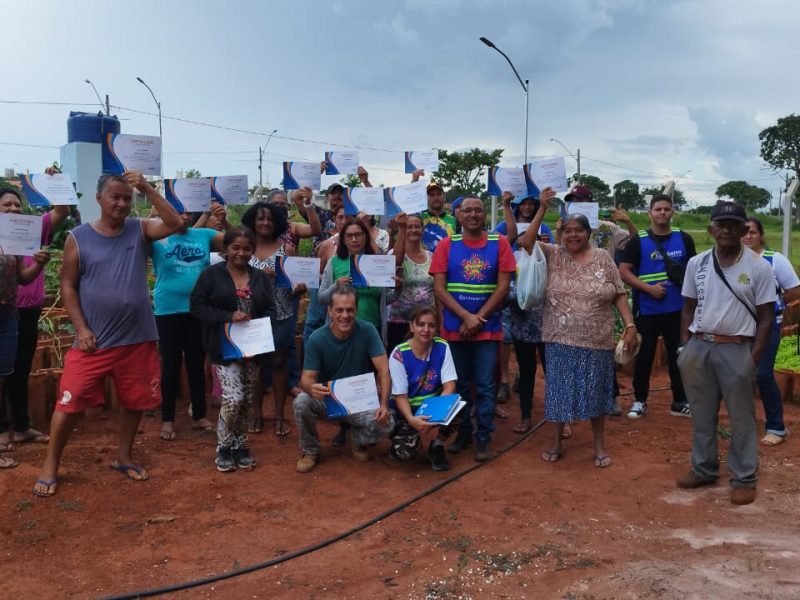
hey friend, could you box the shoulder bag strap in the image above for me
[711,249,757,322]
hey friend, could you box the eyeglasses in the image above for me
[344,232,365,239]
[460,207,484,214]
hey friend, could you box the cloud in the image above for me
[688,107,763,182]
[377,14,419,44]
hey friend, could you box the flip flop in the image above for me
[0,442,14,452]
[513,422,532,434]
[191,419,215,432]
[594,455,613,468]
[159,425,176,441]
[274,418,291,437]
[541,449,563,463]
[1,455,19,469]
[110,461,149,481]
[14,430,49,444]
[248,417,263,434]
[494,406,510,419]
[760,433,786,446]
[32,478,57,497]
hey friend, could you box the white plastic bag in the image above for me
[515,242,547,310]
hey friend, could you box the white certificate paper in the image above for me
[275,256,321,289]
[283,161,322,191]
[385,181,427,216]
[0,213,42,256]
[324,150,359,175]
[221,317,275,360]
[19,173,79,206]
[325,372,380,418]
[527,157,568,192]
[165,178,211,212]
[343,187,385,216]
[211,175,249,205]
[102,133,161,176]
[567,202,600,229]
[405,150,439,174]
[350,254,396,288]
[487,167,527,197]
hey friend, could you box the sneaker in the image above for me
[496,382,510,404]
[352,445,371,462]
[234,447,256,470]
[296,452,318,473]
[731,486,757,505]
[428,442,450,471]
[676,470,716,489]
[627,401,648,419]
[609,401,623,417]
[670,403,691,418]
[332,425,348,446]
[215,448,237,473]
[448,431,473,454]
[474,439,491,462]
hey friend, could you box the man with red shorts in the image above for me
[33,172,181,497]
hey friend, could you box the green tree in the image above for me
[435,148,503,201]
[340,174,362,188]
[759,114,800,220]
[184,168,202,179]
[715,180,771,211]
[570,172,612,206]
[641,186,687,210]
[612,179,641,210]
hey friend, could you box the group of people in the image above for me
[0,162,793,507]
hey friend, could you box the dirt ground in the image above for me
[2,366,800,600]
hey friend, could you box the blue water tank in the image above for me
[67,111,121,144]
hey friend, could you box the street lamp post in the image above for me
[258,129,278,201]
[85,79,108,114]
[479,37,529,165]
[549,137,580,183]
[136,77,163,182]
[673,168,692,203]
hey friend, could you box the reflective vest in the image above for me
[393,338,449,407]
[762,251,785,319]
[636,229,687,316]
[443,234,501,334]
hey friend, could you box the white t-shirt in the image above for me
[389,342,457,396]
[682,247,777,337]
[765,251,800,292]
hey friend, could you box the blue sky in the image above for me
[2,0,798,207]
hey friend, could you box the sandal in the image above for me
[760,433,786,446]
[32,478,57,496]
[594,455,613,468]
[1,455,18,469]
[513,420,532,434]
[494,406,510,419]
[248,417,263,434]
[0,432,14,452]
[14,429,49,444]
[541,449,563,463]
[561,424,573,440]
[110,461,149,481]
[160,423,176,441]
[192,418,215,432]
[274,418,291,437]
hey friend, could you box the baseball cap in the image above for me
[710,201,747,223]
[427,181,444,193]
[511,192,540,206]
[326,183,344,195]
[450,196,464,215]
[564,185,593,202]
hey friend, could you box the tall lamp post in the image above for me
[673,168,692,203]
[479,37,529,165]
[258,129,278,199]
[136,77,163,182]
[85,79,109,114]
[550,137,581,183]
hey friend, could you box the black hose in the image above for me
[100,418,548,600]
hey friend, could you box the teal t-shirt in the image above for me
[304,319,385,382]
[151,228,218,315]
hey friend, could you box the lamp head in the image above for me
[136,76,144,83]
[479,36,495,48]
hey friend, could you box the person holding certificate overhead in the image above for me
[294,286,394,473]
[190,227,277,473]
[388,307,458,471]
[430,197,516,462]
[0,189,51,469]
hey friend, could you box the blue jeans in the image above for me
[757,321,785,435]
[450,341,497,442]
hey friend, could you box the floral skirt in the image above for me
[543,342,615,422]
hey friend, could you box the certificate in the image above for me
[211,175,249,205]
[221,317,275,360]
[525,157,568,193]
[283,161,321,191]
[165,178,211,212]
[19,173,79,207]
[324,372,380,418]
[343,187,385,216]
[102,133,161,176]
[487,167,527,198]
[385,181,427,217]
[350,254,396,288]
[274,256,321,289]
[566,202,599,229]
[404,150,439,174]
[0,213,42,256]
[324,150,359,175]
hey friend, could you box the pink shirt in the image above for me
[16,211,53,309]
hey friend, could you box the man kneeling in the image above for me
[294,286,394,472]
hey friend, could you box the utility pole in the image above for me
[783,178,798,257]
[258,146,264,200]
[105,94,110,116]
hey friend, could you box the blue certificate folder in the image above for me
[414,394,465,426]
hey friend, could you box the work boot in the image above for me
[448,431,473,454]
[730,486,756,505]
[676,470,716,489]
[474,439,491,462]
[428,442,450,471]
[296,452,318,473]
